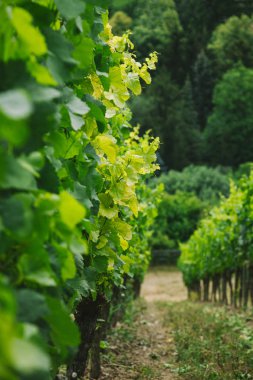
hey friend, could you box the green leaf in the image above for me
[10,7,47,56]
[27,60,57,85]
[93,255,108,273]
[0,89,33,120]
[85,169,104,199]
[119,254,132,274]
[54,0,85,20]
[67,96,90,115]
[28,85,61,103]
[11,338,51,374]
[18,155,40,177]
[93,134,117,163]
[0,195,34,240]
[18,245,56,287]
[46,55,68,85]
[59,191,86,229]
[119,236,128,251]
[83,267,98,297]
[0,114,28,146]
[18,256,56,286]
[44,28,76,64]
[114,219,132,240]
[98,193,118,219]
[68,110,84,131]
[30,0,54,6]
[73,182,93,209]
[59,246,77,281]
[73,36,95,70]
[0,153,37,190]
[45,297,80,347]
[126,73,142,95]
[46,130,81,159]
[27,151,45,171]
[96,236,108,249]
[69,234,88,256]
[16,290,48,323]
[99,340,108,349]
[67,277,90,298]
[87,100,106,125]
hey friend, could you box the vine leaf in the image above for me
[54,0,85,20]
[59,191,86,229]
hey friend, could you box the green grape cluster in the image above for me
[0,1,160,378]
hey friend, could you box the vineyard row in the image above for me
[0,1,160,379]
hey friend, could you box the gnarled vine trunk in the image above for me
[67,297,101,380]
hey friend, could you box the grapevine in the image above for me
[0,1,160,379]
[179,173,253,307]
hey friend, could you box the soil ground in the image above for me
[100,267,187,380]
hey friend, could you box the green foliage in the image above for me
[111,0,136,14]
[175,0,253,67]
[131,72,202,169]
[112,0,183,65]
[151,191,203,249]
[0,1,160,378]
[234,162,253,181]
[110,11,132,35]
[165,302,253,379]
[110,1,192,171]
[150,165,230,250]
[192,51,214,131]
[152,165,230,205]
[179,172,253,287]
[131,0,183,64]
[205,66,253,166]
[111,0,253,169]
[209,15,253,74]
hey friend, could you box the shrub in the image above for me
[152,165,230,205]
[151,191,203,249]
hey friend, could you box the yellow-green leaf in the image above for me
[61,250,76,281]
[98,193,118,219]
[59,191,86,229]
[27,60,57,85]
[10,7,47,56]
[114,219,132,241]
[129,196,139,217]
[119,236,128,251]
[93,135,117,163]
[126,73,142,95]
[96,236,108,249]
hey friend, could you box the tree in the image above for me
[204,66,253,166]
[110,0,253,169]
[192,50,215,130]
[174,0,253,75]
[131,71,201,169]
[131,0,183,65]
[171,78,202,168]
[110,11,132,35]
[208,15,253,76]
[110,0,136,15]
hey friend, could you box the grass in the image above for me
[100,298,168,379]
[162,302,253,380]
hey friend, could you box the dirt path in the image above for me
[141,267,187,303]
[100,267,187,379]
